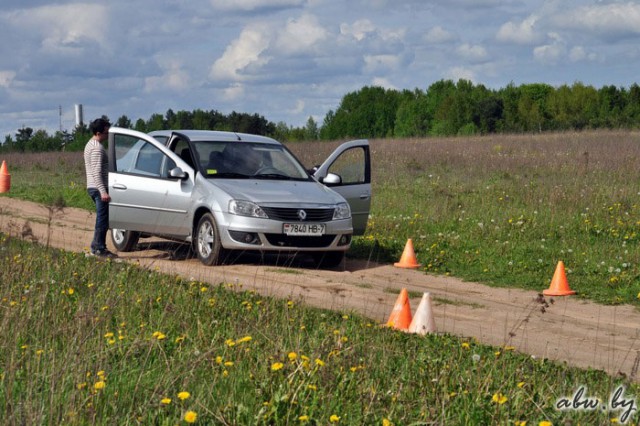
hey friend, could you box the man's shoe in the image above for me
[90,249,118,259]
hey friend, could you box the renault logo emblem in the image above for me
[297,209,307,220]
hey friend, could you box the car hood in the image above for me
[207,178,345,206]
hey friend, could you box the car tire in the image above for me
[195,213,224,266]
[311,251,345,269]
[111,229,140,252]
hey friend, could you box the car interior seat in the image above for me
[207,151,224,173]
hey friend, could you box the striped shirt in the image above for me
[84,138,108,195]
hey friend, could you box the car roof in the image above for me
[149,129,280,145]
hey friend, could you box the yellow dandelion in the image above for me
[461,342,470,349]
[287,300,294,307]
[160,397,171,405]
[93,381,105,390]
[538,422,552,426]
[175,335,185,343]
[184,410,197,423]
[517,381,525,388]
[329,414,340,423]
[68,288,74,295]
[215,356,223,364]
[97,370,105,378]
[271,362,284,371]
[224,361,234,367]
[383,419,393,426]
[315,358,325,367]
[177,391,191,400]
[299,415,310,422]
[504,346,515,351]
[104,332,114,338]
[492,393,507,404]
[307,384,317,391]
[235,336,252,344]
[225,339,236,347]
[76,382,87,390]
[288,352,297,361]
[515,421,527,426]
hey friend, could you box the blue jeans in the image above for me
[88,188,109,252]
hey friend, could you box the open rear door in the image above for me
[313,140,371,235]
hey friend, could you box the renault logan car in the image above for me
[107,128,371,267]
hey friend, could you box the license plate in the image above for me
[283,223,325,236]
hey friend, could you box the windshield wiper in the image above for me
[253,173,292,180]
[209,172,251,178]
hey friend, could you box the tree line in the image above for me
[2,79,640,153]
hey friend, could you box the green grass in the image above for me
[1,235,637,425]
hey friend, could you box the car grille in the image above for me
[264,234,337,248]
[261,207,334,222]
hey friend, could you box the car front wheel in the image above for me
[111,229,140,252]
[195,213,224,266]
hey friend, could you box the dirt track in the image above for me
[1,197,639,380]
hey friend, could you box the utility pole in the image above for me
[59,105,63,132]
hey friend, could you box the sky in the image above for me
[1,0,640,139]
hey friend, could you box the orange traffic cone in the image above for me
[394,238,421,269]
[386,288,412,330]
[408,292,436,335]
[0,160,10,193]
[543,261,575,296]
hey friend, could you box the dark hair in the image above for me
[89,118,111,135]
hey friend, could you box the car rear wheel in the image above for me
[111,229,140,252]
[311,251,345,268]
[195,213,224,266]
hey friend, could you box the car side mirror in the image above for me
[320,172,341,186]
[169,167,188,180]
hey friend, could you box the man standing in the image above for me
[84,117,117,258]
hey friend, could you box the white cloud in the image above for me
[424,26,456,44]
[568,46,597,63]
[209,0,304,11]
[371,77,397,90]
[275,14,327,54]
[221,83,245,101]
[4,4,109,53]
[144,60,190,92]
[364,54,401,73]
[556,2,640,39]
[340,19,376,41]
[496,15,540,45]
[446,66,475,82]
[533,43,565,64]
[0,71,16,88]
[210,24,272,81]
[456,43,488,62]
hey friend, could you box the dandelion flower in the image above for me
[93,381,105,390]
[235,336,252,344]
[288,352,297,361]
[461,342,470,349]
[184,410,197,423]
[492,393,507,404]
[329,414,340,423]
[383,419,393,426]
[314,358,325,367]
[538,422,552,426]
[271,362,284,371]
[178,391,191,400]
[160,397,171,405]
[298,415,310,422]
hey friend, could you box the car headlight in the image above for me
[333,202,351,220]
[229,200,268,218]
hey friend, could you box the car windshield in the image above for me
[192,140,310,180]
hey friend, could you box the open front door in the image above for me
[313,140,371,235]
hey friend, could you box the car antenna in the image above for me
[233,132,242,141]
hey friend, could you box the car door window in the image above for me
[326,147,366,185]
[114,134,173,178]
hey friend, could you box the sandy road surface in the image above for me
[1,196,639,380]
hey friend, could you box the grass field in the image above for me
[1,131,639,424]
